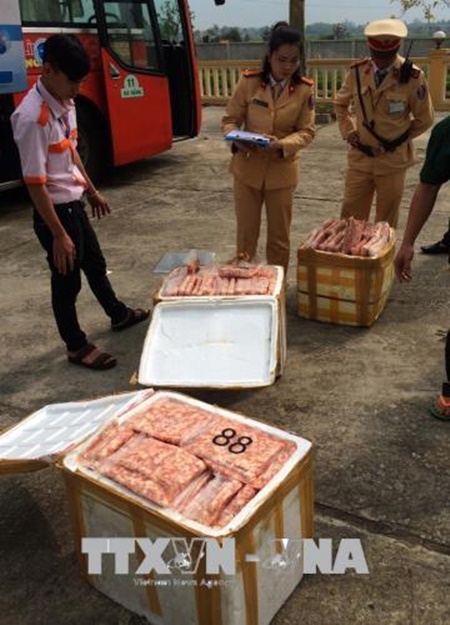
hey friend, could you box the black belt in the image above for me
[356,143,377,157]
[355,132,409,157]
[53,199,84,209]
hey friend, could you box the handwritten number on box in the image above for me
[212,429,253,454]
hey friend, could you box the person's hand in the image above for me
[265,134,282,152]
[346,130,360,147]
[394,243,414,282]
[234,140,257,154]
[53,233,76,275]
[87,191,111,219]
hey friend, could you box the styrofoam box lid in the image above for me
[63,390,313,537]
[0,390,154,469]
[138,298,279,388]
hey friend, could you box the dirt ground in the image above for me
[0,107,449,625]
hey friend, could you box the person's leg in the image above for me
[374,171,405,228]
[75,203,129,324]
[33,208,87,352]
[340,168,375,222]
[264,185,295,274]
[33,206,116,368]
[234,178,264,261]
[429,329,450,420]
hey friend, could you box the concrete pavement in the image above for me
[0,107,449,624]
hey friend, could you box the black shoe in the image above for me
[420,240,450,254]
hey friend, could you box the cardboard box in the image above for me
[145,265,286,387]
[297,239,395,327]
[0,391,313,625]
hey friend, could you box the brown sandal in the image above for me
[111,308,150,332]
[68,343,117,370]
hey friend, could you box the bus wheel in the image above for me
[76,105,106,183]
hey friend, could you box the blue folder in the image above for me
[224,130,271,148]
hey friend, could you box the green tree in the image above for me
[391,0,450,29]
[260,26,271,42]
[222,27,242,42]
[333,23,348,39]
[157,0,181,40]
[204,24,221,43]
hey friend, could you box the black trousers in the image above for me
[444,331,450,396]
[34,201,128,352]
[442,222,450,247]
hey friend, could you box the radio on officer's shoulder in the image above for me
[399,40,414,84]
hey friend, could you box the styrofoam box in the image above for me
[147,265,287,388]
[0,391,313,625]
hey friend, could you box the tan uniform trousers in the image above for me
[234,178,296,273]
[340,168,406,228]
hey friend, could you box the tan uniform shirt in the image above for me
[221,73,315,190]
[333,55,434,175]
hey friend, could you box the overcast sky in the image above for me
[189,0,448,31]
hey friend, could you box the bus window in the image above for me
[153,0,184,43]
[101,1,161,71]
[19,0,65,22]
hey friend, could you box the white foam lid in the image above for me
[138,298,278,388]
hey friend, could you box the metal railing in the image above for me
[198,51,450,110]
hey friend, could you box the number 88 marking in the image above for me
[212,428,236,446]
[229,436,252,454]
[212,429,253,454]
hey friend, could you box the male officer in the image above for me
[334,18,434,228]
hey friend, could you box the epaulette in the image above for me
[300,76,314,86]
[37,101,50,127]
[350,58,370,68]
[242,68,262,78]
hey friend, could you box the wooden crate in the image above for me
[297,240,395,327]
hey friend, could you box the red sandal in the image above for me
[429,395,450,421]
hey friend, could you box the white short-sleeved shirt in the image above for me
[11,78,87,204]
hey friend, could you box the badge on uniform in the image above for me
[417,85,427,100]
[252,98,269,108]
[388,100,406,113]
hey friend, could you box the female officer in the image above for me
[221,21,315,275]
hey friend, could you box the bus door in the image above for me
[153,0,200,138]
[93,0,172,166]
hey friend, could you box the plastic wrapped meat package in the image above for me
[74,394,298,529]
[159,264,279,298]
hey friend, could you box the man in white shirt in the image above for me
[11,35,149,370]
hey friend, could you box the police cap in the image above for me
[364,18,407,52]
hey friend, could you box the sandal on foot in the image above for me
[111,307,150,332]
[68,343,117,370]
[428,395,450,421]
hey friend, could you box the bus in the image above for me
[0,0,224,189]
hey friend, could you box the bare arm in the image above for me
[27,183,75,275]
[394,182,441,281]
[73,149,110,219]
